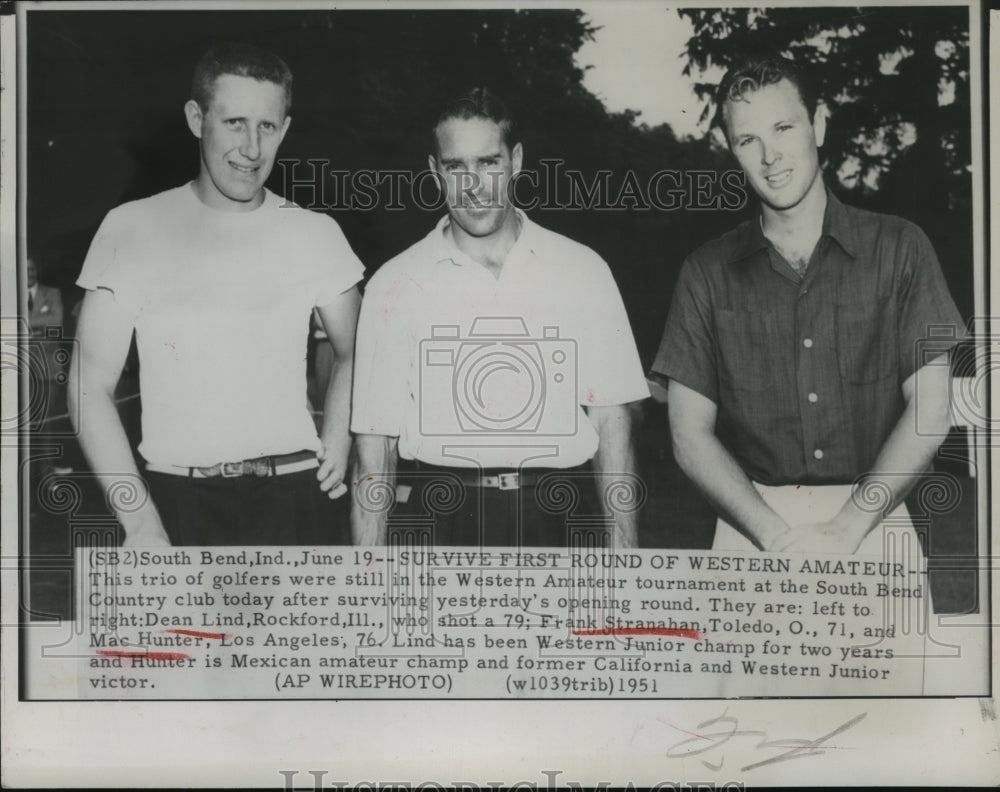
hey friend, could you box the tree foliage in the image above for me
[679,6,972,215]
[27,7,973,327]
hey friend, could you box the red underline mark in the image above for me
[96,650,190,661]
[162,628,228,640]
[572,627,702,640]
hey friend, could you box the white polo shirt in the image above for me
[77,184,364,467]
[352,211,649,468]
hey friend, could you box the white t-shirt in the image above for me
[78,184,364,467]
[352,211,649,468]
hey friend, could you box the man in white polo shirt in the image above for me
[70,43,363,546]
[351,87,649,547]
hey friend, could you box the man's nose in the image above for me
[760,140,781,166]
[454,171,480,196]
[457,170,489,201]
[476,167,501,195]
[240,128,261,160]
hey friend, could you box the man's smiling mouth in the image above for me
[765,169,792,188]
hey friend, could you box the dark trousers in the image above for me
[147,469,349,546]
[389,463,612,548]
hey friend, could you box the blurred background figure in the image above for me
[27,254,65,370]
[26,253,69,430]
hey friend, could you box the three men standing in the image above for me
[69,47,962,555]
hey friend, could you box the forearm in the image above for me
[823,359,953,545]
[590,403,640,548]
[672,428,790,550]
[834,397,948,538]
[319,352,354,463]
[350,434,398,545]
[69,362,154,528]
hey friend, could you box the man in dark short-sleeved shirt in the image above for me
[652,54,964,555]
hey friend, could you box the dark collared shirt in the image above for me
[652,190,964,486]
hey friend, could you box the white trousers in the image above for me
[712,482,935,695]
[714,482,929,578]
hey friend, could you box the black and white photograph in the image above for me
[2,0,996,786]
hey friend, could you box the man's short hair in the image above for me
[713,54,818,141]
[432,87,518,153]
[191,42,293,115]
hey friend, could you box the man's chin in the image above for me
[760,187,807,213]
[450,210,505,235]
[222,184,265,204]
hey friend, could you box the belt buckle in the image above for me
[497,472,519,491]
[251,457,274,477]
[221,461,244,478]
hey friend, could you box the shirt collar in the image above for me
[821,189,858,258]
[726,185,857,263]
[429,207,535,267]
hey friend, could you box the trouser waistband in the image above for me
[409,461,591,491]
[146,450,318,479]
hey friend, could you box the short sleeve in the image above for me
[351,268,414,437]
[312,217,365,307]
[895,223,966,381]
[75,207,142,314]
[577,258,650,407]
[650,256,719,404]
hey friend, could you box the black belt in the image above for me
[146,450,318,479]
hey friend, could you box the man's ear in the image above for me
[279,115,292,144]
[184,100,204,139]
[812,103,827,149]
[511,142,523,177]
[718,104,734,153]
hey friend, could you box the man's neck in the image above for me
[446,210,521,278]
[190,177,266,213]
[760,177,827,276]
[760,175,827,244]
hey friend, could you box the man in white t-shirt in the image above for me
[351,87,649,547]
[69,43,364,546]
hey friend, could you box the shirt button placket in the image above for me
[799,331,819,475]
